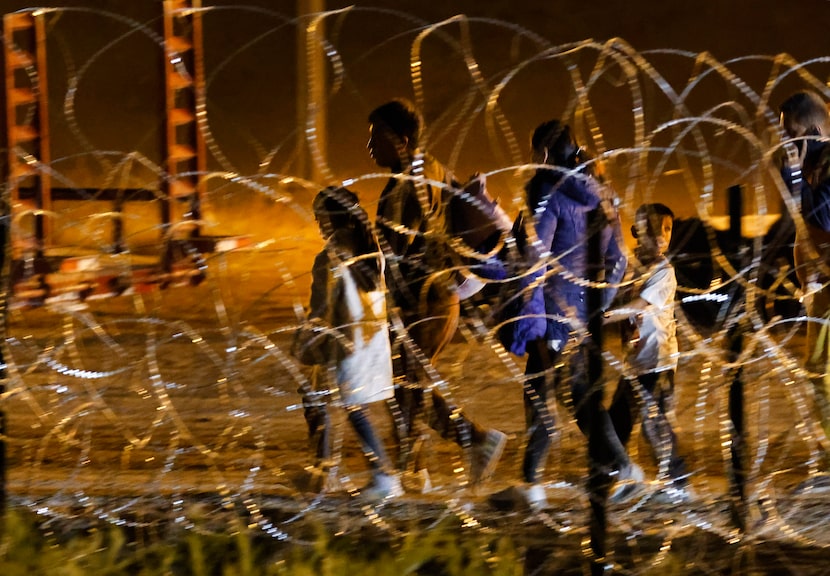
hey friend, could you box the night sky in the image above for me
[6,0,826,60]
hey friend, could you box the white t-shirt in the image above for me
[625,256,679,375]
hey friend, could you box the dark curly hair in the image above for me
[368,99,422,150]
[313,187,381,292]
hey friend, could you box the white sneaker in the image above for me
[361,473,404,501]
[524,483,549,510]
[651,480,696,504]
[609,463,645,503]
[470,429,508,484]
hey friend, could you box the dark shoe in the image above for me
[487,483,548,511]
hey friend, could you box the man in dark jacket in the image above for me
[367,98,507,486]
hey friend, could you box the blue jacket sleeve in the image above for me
[802,178,830,232]
[533,191,559,260]
[602,224,627,310]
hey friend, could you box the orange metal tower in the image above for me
[4,10,51,262]
[162,0,207,237]
[2,4,248,307]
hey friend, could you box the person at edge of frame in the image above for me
[780,90,830,464]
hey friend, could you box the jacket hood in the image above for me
[526,169,599,211]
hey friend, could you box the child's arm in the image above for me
[602,296,649,324]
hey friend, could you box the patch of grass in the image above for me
[0,509,526,575]
[2,506,818,575]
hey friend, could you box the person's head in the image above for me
[313,186,361,238]
[530,120,581,168]
[779,91,829,145]
[367,99,422,170]
[632,203,675,260]
[313,186,381,289]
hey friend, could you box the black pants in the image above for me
[608,370,687,482]
[390,293,484,456]
[392,374,483,450]
[522,339,631,483]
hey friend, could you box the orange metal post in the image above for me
[3,10,51,256]
[162,0,206,238]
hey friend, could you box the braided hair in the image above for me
[313,187,382,292]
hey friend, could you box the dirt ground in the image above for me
[4,252,830,574]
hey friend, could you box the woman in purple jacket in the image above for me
[509,120,641,508]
